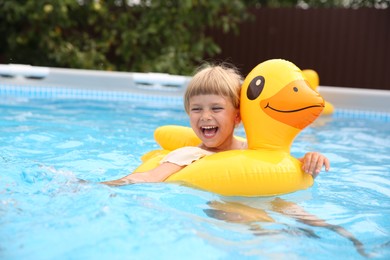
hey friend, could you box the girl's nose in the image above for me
[200,110,212,121]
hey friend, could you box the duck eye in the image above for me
[293,87,298,92]
[247,76,265,100]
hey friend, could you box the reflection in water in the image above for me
[204,198,370,258]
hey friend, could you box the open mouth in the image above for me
[201,126,218,137]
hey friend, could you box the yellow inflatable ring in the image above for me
[135,59,325,196]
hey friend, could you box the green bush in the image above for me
[0,0,251,75]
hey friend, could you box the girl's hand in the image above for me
[298,152,330,179]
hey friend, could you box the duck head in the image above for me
[240,59,324,152]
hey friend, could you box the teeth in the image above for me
[202,126,217,130]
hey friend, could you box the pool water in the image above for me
[1,97,390,260]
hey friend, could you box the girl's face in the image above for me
[188,94,240,152]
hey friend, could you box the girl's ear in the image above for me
[235,111,241,126]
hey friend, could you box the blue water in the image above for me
[1,97,389,260]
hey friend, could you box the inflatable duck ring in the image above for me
[134,59,325,196]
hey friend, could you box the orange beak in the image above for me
[260,80,324,129]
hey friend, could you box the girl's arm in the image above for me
[298,152,330,179]
[101,162,184,186]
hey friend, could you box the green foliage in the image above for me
[0,0,251,75]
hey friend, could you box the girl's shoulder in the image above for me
[234,139,248,150]
[161,146,214,166]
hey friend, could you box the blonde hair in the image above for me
[184,63,242,113]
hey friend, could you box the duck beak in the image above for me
[260,80,324,129]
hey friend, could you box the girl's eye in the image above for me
[212,107,223,111]
[191,107,201,112]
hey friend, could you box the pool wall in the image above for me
[0,64,189,105]
[1,64,389,114]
